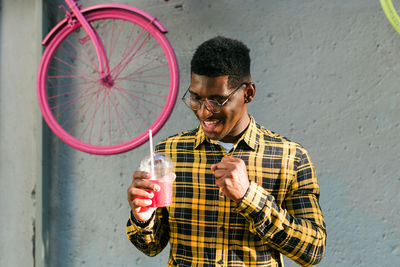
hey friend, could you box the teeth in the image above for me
[204,120,219,125]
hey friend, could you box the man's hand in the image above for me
[127,171,160,223]
[211,156,249,203]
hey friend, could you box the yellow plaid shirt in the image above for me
[127,117,326,266]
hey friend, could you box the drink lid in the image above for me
[139,153,174,180]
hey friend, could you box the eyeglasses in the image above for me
[182,82,249,113]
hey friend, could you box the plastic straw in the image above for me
[149,130,155,179]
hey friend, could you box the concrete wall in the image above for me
[1,0,399,266]
[0,0,43,266]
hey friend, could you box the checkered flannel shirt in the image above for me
[127,116,326,266]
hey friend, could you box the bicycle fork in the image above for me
[63,0,114,88]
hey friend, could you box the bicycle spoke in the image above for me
[61,87,103,130]
[109,88,135,143]
[107,19,125,64]
[113,87,168,98]
[103,90,123,144]
[51,56,97,81]
[47,79,93,90]
[71,31,99,72]
[115,85,162,118]
[117,53,168,81]
[114,85,153,128]
[116,42,162,73]
[59,45,98,74]
[78,88,102,142]
[119,23,137,63]
[55,89,100,128]
[121,78,170,88]
[114,85,165,109]
[74,88,103,140]
[98,91,107,145]
[47,65,97,82]
[113,32,152,79]
[47,84,96,100]
[52,83,98,115]
[111,87,146,134]
[107,95,112,145]
[120,73,169,82]
[111,30,152,80]
[109,23,141,75]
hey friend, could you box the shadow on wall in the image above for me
[42,0,77,266]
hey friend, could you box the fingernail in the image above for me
[145,199,152,205]
[154,184,160,192]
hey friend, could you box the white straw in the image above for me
[149,129,155,180]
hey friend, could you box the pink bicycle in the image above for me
[37,0,179,155]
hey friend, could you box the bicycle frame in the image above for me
[65,0,112,84]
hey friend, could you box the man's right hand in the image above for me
[127,171,160,223]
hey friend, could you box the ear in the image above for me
[244,82,255,103]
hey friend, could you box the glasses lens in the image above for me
[183,96,199,110]
[204,99,220,113]
[183,97,221,113]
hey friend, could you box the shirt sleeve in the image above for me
[126,207,170,256]
[233,148,326,266]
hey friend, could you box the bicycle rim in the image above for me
[381,0,400,35]
[37,9,179,155]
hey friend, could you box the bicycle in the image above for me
[381,0,400,35]
[37,0,179,155]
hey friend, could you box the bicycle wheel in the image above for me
[381,0,400,35]
[37,8,179,155]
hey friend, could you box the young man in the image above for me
[126,36,326,266]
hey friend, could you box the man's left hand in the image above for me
[211,156,250,203]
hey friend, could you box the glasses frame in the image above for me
[182,82,250,114]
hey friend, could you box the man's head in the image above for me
[185,36,255,143]
[190,36,251,88]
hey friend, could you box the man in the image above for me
[126,36,326,266]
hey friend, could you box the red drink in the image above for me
[138,153,175,208]
[148,180,173,207]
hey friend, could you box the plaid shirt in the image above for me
[127,117,326,266]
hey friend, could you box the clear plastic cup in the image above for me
[139,153,175,207]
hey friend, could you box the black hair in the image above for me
[190,36,251,87]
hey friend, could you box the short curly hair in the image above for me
[190,36,251,87]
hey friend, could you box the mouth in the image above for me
[201,119,222,133]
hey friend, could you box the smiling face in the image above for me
[189,73,255,143]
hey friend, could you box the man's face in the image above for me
[188,74,252,143]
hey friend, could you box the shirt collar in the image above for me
[193,116,259,150]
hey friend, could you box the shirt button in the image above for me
[218,259,223,265]
[220,226,224,231]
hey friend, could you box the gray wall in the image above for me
[0,1,43,267]
[1,0,399,266]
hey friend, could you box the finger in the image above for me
[136,206,151,213]
[127,186,154,200]
[215,176,230,189]
[132,171,151,182]
[221,156,242,163]
[211,164,217,171]
[132,197,153,208]
[213,169,230,179]
[213,161,235,171]
[133,179,160,191]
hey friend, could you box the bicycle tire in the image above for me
[381,0,400,35]
[37,8,179,155]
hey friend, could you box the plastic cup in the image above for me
[139,153,175,207]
